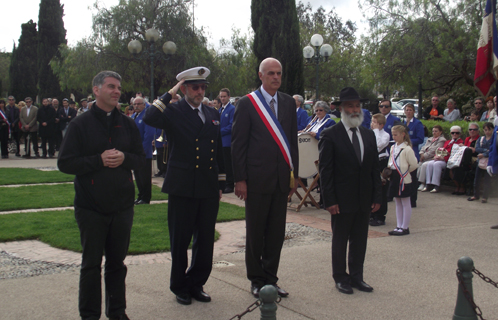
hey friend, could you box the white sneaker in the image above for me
[417,184,425,191]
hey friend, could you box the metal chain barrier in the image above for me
[228,296,281,319]
[456,267,498,320]
[228,300,261,320]
[473,268,498,289]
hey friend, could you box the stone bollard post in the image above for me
[259,285,278,320]
[453,256,478,320]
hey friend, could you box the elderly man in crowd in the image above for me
[423,95,444,120]
[19,97,39,158]
[37,98,57,158]
[293,94,309,131]
[132,96,155,205]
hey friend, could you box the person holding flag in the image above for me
[232,57,299,298]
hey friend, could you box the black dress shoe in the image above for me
[176,293,192,305]
[351,280,374,292]
[191,289,211,302]
[154,171,165,177]
[109,314,130,320]
[135,200,150,205]
[273,284,289,297]
[335,281,353,294]
[222,187,234,194]
[251,285,260,298]
[134,198,141,204]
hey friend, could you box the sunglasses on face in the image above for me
[315,109,324,112]
[188,84,208,91]
[379,105,390,108]
[451,132,460,134]
[475,102,482,104]
[468,128,478,131]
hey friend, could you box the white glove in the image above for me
[487,166,493,177]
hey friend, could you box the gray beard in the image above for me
[341,110,364,128]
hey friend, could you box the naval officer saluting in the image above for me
[143,67,226,305]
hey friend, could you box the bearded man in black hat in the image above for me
[318,87,382,295]
[143,67,225,306]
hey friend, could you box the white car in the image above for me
[391,101,419,119]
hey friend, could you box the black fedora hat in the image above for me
[332,87,368,105]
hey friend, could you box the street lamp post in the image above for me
[303,34,333,101]
[128,28,177,101]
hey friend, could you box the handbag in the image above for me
[447,144,467,169]
[477,137,489,170]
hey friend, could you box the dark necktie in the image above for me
[193,108,203,127]
[269,98,276,115]
[351,128,361,163]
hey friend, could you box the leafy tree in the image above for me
[207,28,258,99]
[359,0,482,98]
[37,0,67,100]
[9,20,38,101]
[297,2,361,100]
[251,0,304,95]
[87,0,214,100]
[0,51,11,97]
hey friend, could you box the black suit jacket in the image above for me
[318,122,381,213]
[37,105,57,138]
[143,93,225,198]
[57,107,77,131]
[231,90,298,194]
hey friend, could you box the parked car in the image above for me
[391,101,419,119]
[303,100,314,110]
[398,99,419,109]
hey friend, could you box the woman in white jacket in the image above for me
[387,125,419,236]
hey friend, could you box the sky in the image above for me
[1,0,368,53]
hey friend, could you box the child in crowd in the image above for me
[387,125,418,236]
[369,114,390,226]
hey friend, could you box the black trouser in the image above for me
[168,195,219,295]
[11,130,20,155]
[55,130,62,151]
[40,136,55,157]
[332,209,370,283]
[0,125,8,157]
[410,171,418,206]
[156,147,166,174]
[134,158,152,202]
[223,146,234,188]
[22,131,38,156]
[372,158,388,222]
[245,189,288,288]
[75,206,134,320]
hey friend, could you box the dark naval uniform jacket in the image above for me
[143,93,226,197]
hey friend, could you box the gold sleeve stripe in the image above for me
[153,100,167,112]
[218,174,226,181]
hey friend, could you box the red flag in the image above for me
[474,0,498,97]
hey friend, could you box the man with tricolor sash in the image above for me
[232,57,299,298]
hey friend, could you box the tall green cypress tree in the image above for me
[9,20,38,101]
[37,0,67,99]
[251,0,304,96]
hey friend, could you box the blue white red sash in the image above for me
[247,90,294,172]
[0,109,10,135]
[391,145,409,196]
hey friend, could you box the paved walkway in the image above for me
[1,156,498,319]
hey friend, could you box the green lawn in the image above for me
[0,202,246,254]
[0,184,168,211]
[0,168,75,185]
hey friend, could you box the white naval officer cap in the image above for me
[176,66,210,84]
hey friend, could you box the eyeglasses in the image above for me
[451,132,460,134]
[379,105,390,108]
[315,109,324,112]
[475,102,483,104]
[188,84,208,91]
[468,128,478,131]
